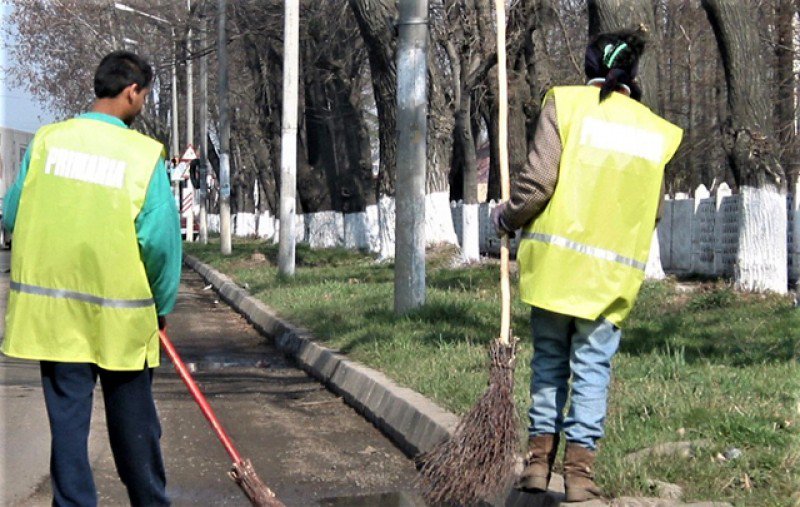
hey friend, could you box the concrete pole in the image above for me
[278,0,299,277]
[218,0,232,255]
[184,0,195,242]
[171,27,180,203]
[199,14,209,245]
[394,0,428,315]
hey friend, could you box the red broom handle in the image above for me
[159,329,244,464]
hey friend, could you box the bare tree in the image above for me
[702,0,787,293]
[6,0,176,144]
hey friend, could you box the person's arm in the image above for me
[136,158,182,316]
[2,144,33,233]
[499,99,562,231]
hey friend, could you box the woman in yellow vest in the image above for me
[492,29,682,501]
[2,52,181,506]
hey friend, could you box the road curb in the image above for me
[184,254,459,459]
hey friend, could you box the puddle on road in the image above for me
[318,491,427,506]
[165,485,242,505]
[184,356,274,372]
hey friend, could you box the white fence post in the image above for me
[657,195,673,271]
[691,185,715,275]
[670,193,693,273]
[713,183,738,277]
[788,179,800,283]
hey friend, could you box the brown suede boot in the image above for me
[515,434,559,493]
[564,442,604,502]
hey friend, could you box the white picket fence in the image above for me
[205,184,800,282]
[658,182,800,282]
[205,199,520,255]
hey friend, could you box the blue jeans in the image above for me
[40,362,170,507]
[528,307,621,450]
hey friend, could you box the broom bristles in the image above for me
[417,338,518,506]
[229,459,285,507]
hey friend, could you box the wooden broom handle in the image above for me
[495,0,511,346]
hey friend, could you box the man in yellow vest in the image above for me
[2,51,181,506]
[492,30,682,501]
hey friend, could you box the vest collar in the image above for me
[586,78,631,97]
[77,112,129,129]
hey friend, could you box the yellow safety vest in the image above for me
[518,86,682,325]
[2,118,165,370]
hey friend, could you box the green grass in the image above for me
[185,239,800,505]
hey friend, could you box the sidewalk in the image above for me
[0,249,55,504]
[2,262,421,506]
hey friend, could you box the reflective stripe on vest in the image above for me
[10,281,155,308]
[520,232,646,272]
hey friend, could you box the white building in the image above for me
[1,127,35,246]
[1,126,34,202]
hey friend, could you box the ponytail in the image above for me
[600,68,628,102]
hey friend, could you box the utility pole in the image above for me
[218,0,232,255]
[184,0,195,242]
[394,0,428,315]
[278,0,299,276]
[199,13,209,245]
[171,26,180,202]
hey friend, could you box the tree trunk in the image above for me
[455,61,480,261]
[302,64,336,211]
[425,25,458,247]
[333,76,378,211]
[775,0,798,183]
[484,0,540,202]
[349,0,398,259]
[702,0,787,293]
[349,0,398,197]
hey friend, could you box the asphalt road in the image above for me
[1,253,422,506]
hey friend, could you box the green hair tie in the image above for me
[603,42,628,68]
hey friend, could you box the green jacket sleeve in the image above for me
[136,159,182,316]
[2,144,32,233]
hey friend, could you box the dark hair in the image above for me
[585,26,647,102]
[94,51,153,99]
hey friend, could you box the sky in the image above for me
[1,3,57,133]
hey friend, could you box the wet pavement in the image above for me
[0,249,54,505]
[1,259,422,506]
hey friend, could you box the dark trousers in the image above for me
[40,361,170,507]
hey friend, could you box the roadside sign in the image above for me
[171,161,190,182]
[180,145,198,162]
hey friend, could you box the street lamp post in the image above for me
[278,0,299,276]
[394,0,429,314]
[184,0,195,242]
[199,14,209,245]
[218,0,232,255]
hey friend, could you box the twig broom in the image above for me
[416,1,519,504]
[159,330,285,507]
